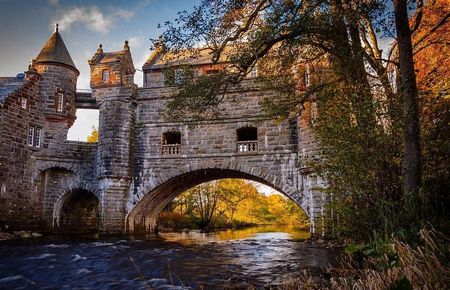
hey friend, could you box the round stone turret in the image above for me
[33,25,79,145]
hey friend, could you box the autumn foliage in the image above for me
[158,179,309,231]
[86,127,98,143]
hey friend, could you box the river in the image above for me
[0,225,338,289]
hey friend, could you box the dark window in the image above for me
[236,127,258,152]
[162,131,181,145]
[237,127,257,141]
[162,131,181,155]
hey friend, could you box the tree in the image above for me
[86,126,98,142]
[393,0,422,194]
[160,1,381,119]
[187,182,223,230]
[157,0,448,240]
[411,0,450,226]
[161,179,309,230]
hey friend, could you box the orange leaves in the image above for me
[412,0,450,92]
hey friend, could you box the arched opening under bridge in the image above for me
[54,188,100,234]
[126,168,309,235]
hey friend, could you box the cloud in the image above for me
[48,0,58,6]
[53,6,134,34]
[128,36,145,47]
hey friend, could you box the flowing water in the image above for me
[0,225,338,289]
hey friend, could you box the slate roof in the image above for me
[89,51,127,65]
[0,77,24,103]
[143,46,233,70]
[35,30,77,71]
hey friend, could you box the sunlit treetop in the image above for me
[154,0,390,122]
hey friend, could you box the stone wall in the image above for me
[34,141,98,228]
[34,63,78,147]
[0,49,326,236]
[0,71,46,231]
[122,83,326,235]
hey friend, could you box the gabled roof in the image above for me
[89,51,128,65]
[143,46,233,71]
[35,29,78,73]
[0,77,24,103]
[88,42,135,74]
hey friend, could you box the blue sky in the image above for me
[0,0,200,140]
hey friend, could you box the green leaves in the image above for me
[345,243,375,256]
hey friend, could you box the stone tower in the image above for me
[89,41,137,234]
[33,24,79,147]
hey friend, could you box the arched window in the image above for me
[162,131,181,155]
[236,127,258,152]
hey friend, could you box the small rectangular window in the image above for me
[56,93,64,112]
[304,64,311,87]
[174,69,184,85]
[102,70,110,83]
[28,126,34,147]
[35,127,42,148]
[27,125,42,148]
[20,97,27,109]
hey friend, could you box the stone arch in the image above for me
[34,165,99,227]
[129,158,304,207]
[53,188,100,234]
[33,161,81,181]
[127,166,309,234]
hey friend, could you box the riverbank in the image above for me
[0,230,44,241]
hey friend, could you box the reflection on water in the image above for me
[0,226,336,289]
[160,225,310,245]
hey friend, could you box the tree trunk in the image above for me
[393,0,422,194]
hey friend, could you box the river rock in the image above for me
[0,231,16,241]
[31,232,43,238]
[14,231,32,238]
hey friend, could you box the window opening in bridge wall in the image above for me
[236,127,258,152]
[162,131,181,155]
[67,109,99,141]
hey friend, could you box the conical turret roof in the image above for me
[35,28,78,72]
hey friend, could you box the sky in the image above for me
[0,0,201,140]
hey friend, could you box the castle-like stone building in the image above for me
[0,28,325,235]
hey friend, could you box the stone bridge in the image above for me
[0,30,325,235]
[33,81,325,236]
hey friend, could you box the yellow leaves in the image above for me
[169,179,308,228]
[86,127,98,142]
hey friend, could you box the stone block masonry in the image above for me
[0,31,327,236]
